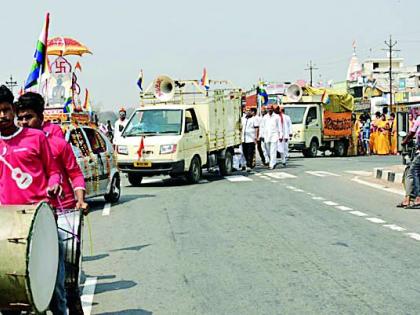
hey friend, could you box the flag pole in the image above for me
[38,12,50,94]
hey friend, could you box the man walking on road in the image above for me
[113,107,128,145]
[262,105,280,169]
[278,106,292,166]
[256,106,268,165]
[241,108,259,171]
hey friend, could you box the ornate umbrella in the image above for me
[47,37,92,56]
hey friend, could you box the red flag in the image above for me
[137,137,144,158]
[75,61,82,72]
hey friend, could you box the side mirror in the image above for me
[186,123,194,132]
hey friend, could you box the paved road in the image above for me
[81,154,420,315]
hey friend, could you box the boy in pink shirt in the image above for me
[0,85,64,315]
[16,92,87,315]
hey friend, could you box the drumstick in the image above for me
[86,215,94,256]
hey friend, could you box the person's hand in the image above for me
[47,184,63,198]
[76,200,89,216]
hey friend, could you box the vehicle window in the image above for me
[185,109,199,133]
[69,128,90,157]
[123,109,182,136]
[306,107,317,124]
[284,107,306,124]
[84,128,107,154]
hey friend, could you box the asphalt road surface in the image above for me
[79,154,420,315]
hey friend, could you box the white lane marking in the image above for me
[366,217,386,224]
[266,172,297,179]
[306,171,340,177]
[271,180,278,183]
[383,224,407,232]
[293,189,305,192]
[351,177,405,196]
[312,196,325,200]
[286,186,296,190]
[199,179,209,184]
[336,205,353,211]
[255,173,263,177]
[102,203,111,216]
[406,233,420,241]
[345,170,372,176]
[324,201,339,206]
[81,277,97,315]
[349,210,368,217]
[225,175,252,182]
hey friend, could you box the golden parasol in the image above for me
[47,37,92,56]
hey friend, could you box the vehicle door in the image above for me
[82,127,110,195]
[304,106,322,146]
[67,127,94,197]
[182,108,205,169]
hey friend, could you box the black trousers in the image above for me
[257,139,266,164]
[242,142,256,168]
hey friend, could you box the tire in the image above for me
[104,174,121,203]
[334,141,347,157]
[186,156,202,184]
[128,173,143,187]
[307,140,318,158]
[219,150,233,176]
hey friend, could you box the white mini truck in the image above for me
[115,76,242,186]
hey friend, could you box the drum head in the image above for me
[27,203,59,312]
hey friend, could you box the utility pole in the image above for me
[305,61,318,86]
[5,75,18,94]
[383,35,400,109]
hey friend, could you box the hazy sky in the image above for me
[1,0,419,110]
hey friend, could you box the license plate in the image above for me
[134,161,152,168]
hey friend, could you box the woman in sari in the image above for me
[370,112,381,154]
[376,113,390,155]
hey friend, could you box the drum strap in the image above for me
[56,197,80,242]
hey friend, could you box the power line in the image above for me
[305,61,318,86]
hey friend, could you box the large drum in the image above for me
[57,209,83,289]
[0,202,59,312]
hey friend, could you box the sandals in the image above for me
[396,202,409,208]
[405,203,420,209]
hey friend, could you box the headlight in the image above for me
[117,145,128,155]
[160,144,177,154]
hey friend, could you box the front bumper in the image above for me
[289,142,306,151]
[118,160,185,176]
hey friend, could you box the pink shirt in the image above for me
[43,121,64,139]
[47,134,86,209]
[410,117,420,144]
[0,128,61,205]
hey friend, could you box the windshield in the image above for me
[123,109,183,136]
[284,107,307,124]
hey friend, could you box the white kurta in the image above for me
[113,119,128,144]
[262,113,280,168]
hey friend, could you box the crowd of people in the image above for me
[0,85,87,315]
[352,108,405,156]
[239,104,292,171]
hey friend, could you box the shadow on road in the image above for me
[95,280,137,294]
[87,194,156,213]
[110,244,151,252]
[98,309,152,315]
[82,253,110,262]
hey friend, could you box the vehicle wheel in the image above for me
[334,141,347,157]
[219,150,233,176]
[186,156,202,184]
[307,140,318,158]
[104,174,121,203]
[128,173,143,187]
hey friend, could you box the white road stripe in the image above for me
[102,203,111,216]
[142,178,164,184]
[366,217,386,224]
[345,170,372,176]
[349,210,368,217]
[336,206,353,211]
[312,196,325,200]
[286,186,296,190]
[271,180,278,183]
[255,173,263,177]
[383,224,407,232]
[81,277,97,315]
[351,177,405,196]
[306,171,340,177]
[293,189,305,192]
[406,232,420,241]
[225,175,252,182]
[266,172,297,179]
[323,201,339,206]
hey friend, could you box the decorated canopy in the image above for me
[47,37,92,56]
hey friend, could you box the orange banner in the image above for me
[323,111,352,137]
